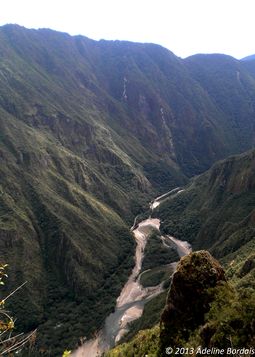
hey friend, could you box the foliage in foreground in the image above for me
[189,284,255,349]
[106,276,255,357]
[104,325,160,357]
[0,263,36,355]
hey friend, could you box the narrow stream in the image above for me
[71,188,191,357]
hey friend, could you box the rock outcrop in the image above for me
[160,251,226,353]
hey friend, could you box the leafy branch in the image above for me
[0,263,37,355]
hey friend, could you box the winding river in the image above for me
[71,188,191,357]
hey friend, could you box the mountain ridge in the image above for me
[0,24,255,354]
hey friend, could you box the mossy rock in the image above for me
[160,251,226,353]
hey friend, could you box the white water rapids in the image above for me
[71,188,191,357]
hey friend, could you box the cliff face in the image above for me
[160,251,226,353]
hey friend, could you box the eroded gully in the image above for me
[71,188,191,357]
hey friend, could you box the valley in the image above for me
[106,149,255,356]
[72,192,191,357]
[0,24,254,355]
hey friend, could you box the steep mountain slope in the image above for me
[185,54,255,155]
[156,149,255,263]
[0,25,189,354]
[0,24,255,354]
[0,106,139,353]
[2,25,255,179]
[160,251,226,354]
[106,253,255,357]
[107,149,255,356]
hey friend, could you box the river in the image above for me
[71,188,190,357]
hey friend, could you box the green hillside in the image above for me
[156,149,255,262]
[0,24,255,354]
[107,150,255,356]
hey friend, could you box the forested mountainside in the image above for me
[0,24,255,354]
[107,149,255,357]
[155,148,255,263]
[157,149,255,354]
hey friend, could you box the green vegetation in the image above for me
[0,264,37,355]
[191,284,255,349]
[142,231,179,271]
[159,251,226,354]
[0,24,255,355]
[108,257,255,357]
[140,266,173,288]
[105,325,160,357]
[155,150,255,262]
[107,285,255,357]
[107,150,255,356]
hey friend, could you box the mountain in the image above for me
[107,149,255,357]
[0,24,255,354]
[185,54,255,156]
[159,251,226,354]
[241,56,255,81]
[242,54,255,61]
[156,149,255,263]
[106,254,255,357]
[1,25,255,179]
[154,150,255,348]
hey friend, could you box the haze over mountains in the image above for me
[0,24,254,355]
